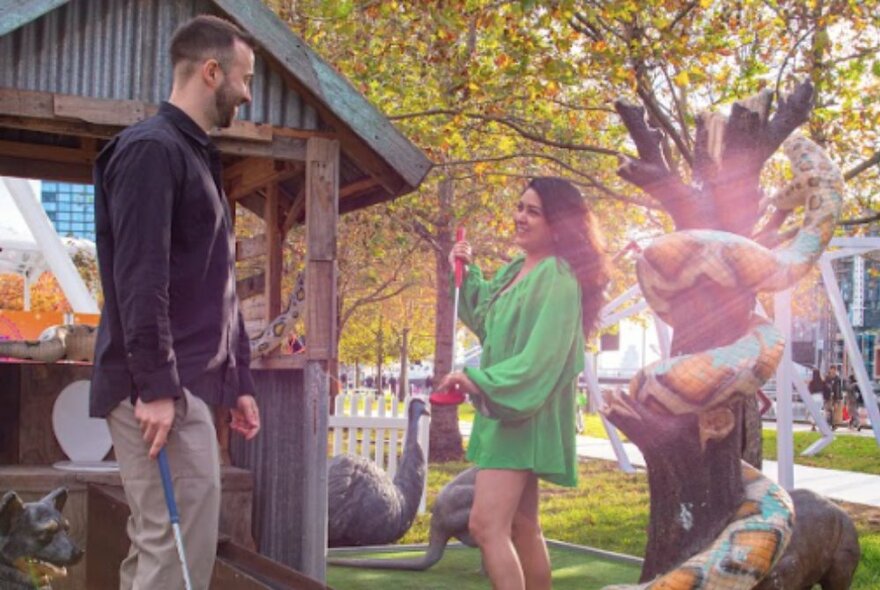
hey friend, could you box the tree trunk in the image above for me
[637,411,744,580]
[429,177,464,462]
[375,318,384,397]
[611,284,754,578]
[399,326,409,402]
[742,395,763,469]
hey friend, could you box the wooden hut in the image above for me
[0,0,431,583]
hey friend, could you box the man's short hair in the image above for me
[170,15,254,76]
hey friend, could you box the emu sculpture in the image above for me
[327,397,430,547]
[329,466,477,569]
[754,489,860,590]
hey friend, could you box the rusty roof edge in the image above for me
[0,0,71,37]
[211,0,432,192]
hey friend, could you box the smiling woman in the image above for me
[436,177,610,590]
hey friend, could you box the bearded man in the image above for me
[91,15,261,589]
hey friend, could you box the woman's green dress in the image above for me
[457,255,584,487]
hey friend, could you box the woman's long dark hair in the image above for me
[527,177,611,337]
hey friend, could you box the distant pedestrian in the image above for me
[808,367,826,431]
[824,366,843,429]
[575,388,587,433]
[846,375,862,430]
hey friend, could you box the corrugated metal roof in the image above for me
[0,0,432,200]
[0,0,319,130]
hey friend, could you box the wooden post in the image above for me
[301,137,339,581]
[265,182,283,319]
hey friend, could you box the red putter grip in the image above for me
[454,227,466,288]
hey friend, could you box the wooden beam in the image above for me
[265,183,283,320]
[0,89,312,160]
[237,193,265,219]
[272,127,337,140]
[339,187,393,215]
[215,135,306,161]
[236,272,265,301]
[225,158,276,201]
[0,115,118,140]
[54,94,147,127]
[281,185,306,234]
[339,177,381,199]
[225,159,302,202]
[0,139,96,165]
[0,88,55,118]
[0,156,92,183]
[299,136,339,581]
[236,234,266,262]
[306,139,339,265]
[248,354,306,371]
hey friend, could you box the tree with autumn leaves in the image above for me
[270,1,880,581]
[275,0,880,465]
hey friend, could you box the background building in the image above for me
[40,182,95,241]
[822,253,880,378]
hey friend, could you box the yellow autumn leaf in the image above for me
[674,70,690,86]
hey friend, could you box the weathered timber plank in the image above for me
[249,354,306,371]
[265,182,282,319]
[0,155,93,183]
[229,370,307,572]
[237,272,266,301]
[301,361,329,582]
[0,138,96,164]
[236,234,267,261]
[0,89,306,159]
[305,137,339,262]
[54,94,147,126]
[305,260,336,362]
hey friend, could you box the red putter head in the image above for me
[429,387,466,406]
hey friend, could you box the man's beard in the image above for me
[214,81,239,128]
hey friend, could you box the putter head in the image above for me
[429,386,466,406]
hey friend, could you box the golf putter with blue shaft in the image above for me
[158,448,194,590]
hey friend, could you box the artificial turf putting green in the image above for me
[327,543,641,589]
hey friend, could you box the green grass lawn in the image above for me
[371,408,880,587]
[761,428,880,474]
[376,458,880,589]
[327,544,640,589]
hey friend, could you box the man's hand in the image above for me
[134,397,176,459]
[230,394,260,440]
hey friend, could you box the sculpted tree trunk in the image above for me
[608,82,815,580]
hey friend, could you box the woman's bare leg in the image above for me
[511,473,551,590]
[469,469,530,590]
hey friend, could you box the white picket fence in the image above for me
[329,390,431,513]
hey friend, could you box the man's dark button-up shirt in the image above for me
[90,102,256,418]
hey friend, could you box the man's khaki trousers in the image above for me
[107,389,220,590]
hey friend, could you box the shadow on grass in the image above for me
[327,544,641,590]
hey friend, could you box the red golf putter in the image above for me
[431,227,467,406]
